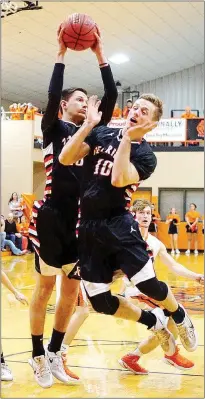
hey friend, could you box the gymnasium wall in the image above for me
[1,98,13,111]
[135,64,204,118]
[141,151,204,195]
[1,120,33,217]
[33,162,46,200]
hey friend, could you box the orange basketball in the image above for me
[61,13,97,51]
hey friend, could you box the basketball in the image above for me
[61,13,97,51]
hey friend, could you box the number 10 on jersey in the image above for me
[94,159,113,176]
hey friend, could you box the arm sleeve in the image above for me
[97,65,118,126]
[84,127,99,152]
[130,151,157,181]
[41,63,65,146]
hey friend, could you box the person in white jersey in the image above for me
[119,199,204,374]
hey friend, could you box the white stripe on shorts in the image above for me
[82,280,111,297]
[130,258,155,286]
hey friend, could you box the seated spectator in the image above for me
[23,103,38,120]
[9,103,22,120]
[5,213,22,250]
[181,106,197,119]
[123,99,133,119]
[148,204,161,237]
[165,208,180,255]
[185,203,200,256]
[8,192,23,219]
[112,103,122,119]
[1,216,26,255]
[17,216,34,252]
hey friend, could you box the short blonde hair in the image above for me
[139,93,163,121]
[133,199,152,212]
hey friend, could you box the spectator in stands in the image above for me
[123,99,133,119]
[148,204,161,237]
[185,203,200,256]
[8,192,23,219]
[1,216,26,255]
[181,106,199,146]
[165,208,180,255]
[9,103,22,120]
[181,106,197,119]
[17,215,34,252]
[112,103,122,119]
[5,213,22,250]
[23,103,38,120]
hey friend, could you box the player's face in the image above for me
[171,207,176,214]
[62,91,88,123]
[190,204,196,211]
[136,206,152,228]
[127,99,156,128]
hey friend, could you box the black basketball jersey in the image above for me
[81,126,157,220]
[40,62,117,219]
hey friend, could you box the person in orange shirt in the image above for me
[201,215,204,235]
[148,204,161,237]
[166,208,180,255]
[122,99,133,119]
[181,106,197,119]
[9,103,22,120]
[185,203,200,255]
[17,215,33,252]
[23,103,38,120]
[112,103,122,119]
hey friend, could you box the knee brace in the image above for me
[89,291,120,315]
[137,277,168,302]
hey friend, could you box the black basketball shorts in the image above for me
[79,212,155,297]
[31,203,78,274]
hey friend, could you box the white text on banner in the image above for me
[107,118,186,142]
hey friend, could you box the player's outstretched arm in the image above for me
[59,96,101,165]
[91,28,118,125]
[1,271,29,305]
[159,243,204,284]
[41,26,67,145]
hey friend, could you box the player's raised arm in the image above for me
[59,95,102,165]
[159,243,204,284]
[91,28,118,125]
[111,120,157,187]
[41,26,67,145]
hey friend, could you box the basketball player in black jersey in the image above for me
[59,95,198,363]
[28,26,117,388]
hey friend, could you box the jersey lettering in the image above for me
[94,158,113,176]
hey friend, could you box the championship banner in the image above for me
[187,118,204,141]
[107,118,187,142]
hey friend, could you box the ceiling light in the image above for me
[108,54,129,65]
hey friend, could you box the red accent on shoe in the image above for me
[119,354,148,374]
[61,353,80,380]
[164,345,194,370]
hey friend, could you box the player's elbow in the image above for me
[111,174,124,187]
[58,153,72,166]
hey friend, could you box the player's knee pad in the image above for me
[89,291,120,315]
[137,278,168,301]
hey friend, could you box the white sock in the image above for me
[132,348,142,357]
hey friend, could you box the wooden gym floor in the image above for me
[1,253,204,398]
